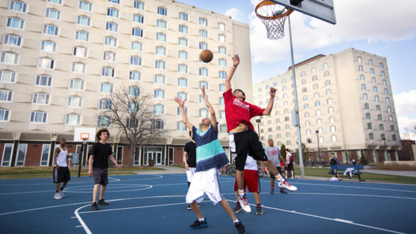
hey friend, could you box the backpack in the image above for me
[289,155,294,164]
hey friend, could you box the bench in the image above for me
[328,164,365,181]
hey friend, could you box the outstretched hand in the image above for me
[174,96,186,108]
[201,86,206,99]
[270,87,277,98]
[232,54,240,67]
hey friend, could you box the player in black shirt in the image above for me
[184,131,197,210]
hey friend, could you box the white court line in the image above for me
[292,182,416,193]
[0,201,91,216]
[78,202,187,214]
[288,192,416,200]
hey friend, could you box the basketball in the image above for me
[200,49,213,63]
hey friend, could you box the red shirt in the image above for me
[223,89,265,132]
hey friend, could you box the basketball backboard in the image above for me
[270,0,336,24]
[74,127,96,142]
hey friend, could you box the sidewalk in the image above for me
[362,169,416,178]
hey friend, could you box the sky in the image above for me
[178,0,416,140]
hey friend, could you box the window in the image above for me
[178,25,188,33]
[219,111,225,120]
[282,86,287,91]
[30,112,47,123]
[65,114,81,125]
[199,18,207,26]
[369,59,373,66]
[179,12,188,21]
[10,1,27,13]
[7,18,24,30]
[328,107,334,113]
[367,123,372,129]
[363,94,368,100]
[43,25,59,36]
[199,81,208,89]
[130,71,141,81]
[177,92,187,100]
[133,14,144,24]
[301,79,306,85]
[373,86,378,92]
[178,51,187,59]
[390,125,395,131]
[101,67,115,77]
[325,80,331,86]
[132,28,143,37]
[366,113,371,119]
[130,56,142,66]
[218,59,227,67]
[384,89,389,94]
[214,47,226,56]
[36,75,52,86]
[323,63,328,69]
[324,71,330,77]
[199,68,208,76]
[178,38,188,46]
[3,35,22,47]
[376,105,381,111]
[312,76,317,81]
[128,86,139,96]
[69,79,84,90]
[177,122,187,131]
[97,116,110,127]
[303,96,308,101]
[39,41,56,53]
[72,47,88,58]
[388,116,393,122]
[311,67,316,73]
[106,22,118,32]
[177,107,187,115]
[157,19,167,29]
[155,60,165,70]
[0,70,16,83]
[48,0,62,3]
[107,8,119,17]
[371,77,376,83]
[218,34,226,43]
[131,42,142,51]
[0,90,13,102]
[378,114,382,120]
[305,121,310,126]
[199,30,208,38]
[156,47,166,56]
[154,90,164,99]
[381,134,386,140]
[199,109,209,118]
[156,33,166,42]
[178,64,187,73]
[369,133,374,140]
[153,105,164,114]
[157,6,167,16]
[317,119,322,125]
[199,95,208,103]
[99,99,112,109]
[103,51,116,62]
[386,97,390,104]
[68,96,83,107]
[331,136,337,142]
[154,74,164,84]
[199,42,208,50]
[382,80,387,86]
[302,88,307,93]
[0,110,10,122]
[360,75,365,81]
[364,103,369,109]
[300,71,305,77]
[218,84,225,92]
[358,65,363,71]
[178,78,187,87]
[387,106,392,113]
[304,112,309,117]
[392,135,397,141]
[75,31,89,41]
[375,95,379,102]
[0,53,19,65]
[77,16,90,26]
[79,1,92,11]
[314,92,319,98]
[134,1,145,10]
[152,120,164,130]
[329,116,335,123]
[315,101,320,107]
[330,126,336,132]
[327,98,333,104]
[361,84,366,90]
[127,118,138,128]
[379,124,384,130]
[37,58,54,69]
[72,63,86,73]
[32,93,50,105]
[370,68,375,74]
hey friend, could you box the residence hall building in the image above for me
[252,48,401,164]
[0,0,253,167]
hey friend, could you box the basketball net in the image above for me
[255,0,294,40]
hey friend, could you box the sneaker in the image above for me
[270,188,274,194]
[98,199,109,206]
[187,204,192,210]
[256,205,263,215]
[59,190,65,198]
[233,203,242,213]
[54,192,63,199]
[91,202,99,211]
[189,218,207,230]
[280,189,288,194]
[238,195,252,213]
[278,180,298,192]
[234,219,247,234]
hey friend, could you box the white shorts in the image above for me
[186,167,196,183]
[186,168,224,205]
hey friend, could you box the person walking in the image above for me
[53,138,71,199]
[184,131,197,210]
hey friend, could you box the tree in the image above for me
[98,85,169,167]
[293,143,311,165]
[280,144,286,160]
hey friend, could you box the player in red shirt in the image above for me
[224,55,297,213]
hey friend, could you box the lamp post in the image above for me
[382,137,388,161]
[256,119,261,140]
[315,130,320,165]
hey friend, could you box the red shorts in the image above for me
[280,162,284,168]
[234,170,261,193]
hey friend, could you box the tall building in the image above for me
[0,0,252,167]
[252,48,401,164]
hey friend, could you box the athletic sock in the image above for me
[56,190,59,193]
[60,187,64,191]
[256,203,261,207]
[275,174,285,182]
[271,185,274,190]
[233,219,240,224]
[198,217,205,222]
[188,182,190,188]
[238,189,245,198]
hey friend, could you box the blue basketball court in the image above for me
[1,173,415,234]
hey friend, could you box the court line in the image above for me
[290,182,416,193]
[287,192,416,200]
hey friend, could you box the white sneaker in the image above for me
[278,180,298,192]
[59,190,65,198]
[238,195,252,213]
[54,192,63,199]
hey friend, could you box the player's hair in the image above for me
[285,148,290,152]
[96,128,110,141]
[189,131,192,137]
[233,89,246,101]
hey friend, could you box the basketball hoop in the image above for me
[80,133,89,141]
[255,0,294,40]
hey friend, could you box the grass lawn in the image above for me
[0,166,165,180]
[294,167,416,185]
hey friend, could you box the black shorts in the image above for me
[53,167,70,183]
[229,130,268,171]
[285,164,294,171]
[93,168,108,186]
[269,166,283,178]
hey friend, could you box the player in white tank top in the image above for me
[53,138,71,199]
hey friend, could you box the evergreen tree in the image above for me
[359,154,369,165]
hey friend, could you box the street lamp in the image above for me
[315,130,320,164]
[256,119,261,140]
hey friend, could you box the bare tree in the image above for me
[98,85,169,167]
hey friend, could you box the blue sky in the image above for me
[178,0,416,140]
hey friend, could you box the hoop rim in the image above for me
[255,0,294,20]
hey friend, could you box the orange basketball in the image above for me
[200,49,213,63]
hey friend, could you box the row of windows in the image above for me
[357,56,385,68]
[362,94,391,103]
[361,84,389,94]
[257,72,330,92]
[365,113,394,122]
[368,133,397,141]
[359,75,388,85]
[358,66,386,77]
[366,123,396,131]
[363,103,394,113]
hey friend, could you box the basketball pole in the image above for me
[287,15,305,179]
[78,140,86,177]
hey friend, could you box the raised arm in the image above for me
[174,97,193,131]
[201,86,217,130]
[225,55,240,91]
[262,87,277,115]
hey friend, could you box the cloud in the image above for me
[224,8,242,20]
[394,90,416,115]
[249,0,416,63]
[398,116,416,140]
